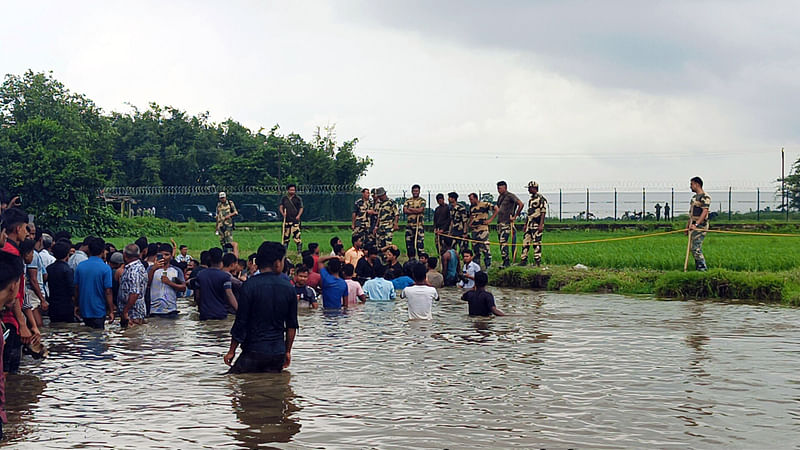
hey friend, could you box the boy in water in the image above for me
[363,263,395,301]
[292,265,318,309]
[342,263,366,306]
[458,249,480,290]
[401,263,439,320]
[461,271,505,316]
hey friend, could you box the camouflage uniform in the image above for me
[375,198,398,249]
[495,192,522,265]
[449,202,468,255]
[216,200,237,246]
[520,193,547,265]
[281,195,304,251]
[352,196,373,244]
[468,201,493,267]
[404,197,426,258]
[689,192,712,271]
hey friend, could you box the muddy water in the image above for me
[4,289,800,448]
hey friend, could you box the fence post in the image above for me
[642,187,646,220]
[757,188,760,221]
[586,188,590,221]
[671,187,674,221]
[614,188,617,220]
[427,190,431,222]
[728,186,732,220]
[559,189,562,222]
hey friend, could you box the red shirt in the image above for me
[1,241,23,330]
[306,271,321,290]
[312,254,320,273]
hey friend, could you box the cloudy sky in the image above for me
[1,0,797,191]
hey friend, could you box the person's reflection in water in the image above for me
[683,301,710,379]
[3,374,46,443]
[227,372,301,446]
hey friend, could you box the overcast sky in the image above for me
[1,0,797,191]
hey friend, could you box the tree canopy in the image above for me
[0,70,371,229]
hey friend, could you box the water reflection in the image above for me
[227,372,300,446]
[3,374,46,442]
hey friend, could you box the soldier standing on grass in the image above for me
[352,188,372,244]
[403,184,426,259]
[216,192,238,247]
[519,181,547,267]
[446,192,468,256]
[279,184,304,253]
[372,187,398,249]
[433,193,450,256]
[687,177,711,271]
[490,181,524,268]
[467,193,493,268]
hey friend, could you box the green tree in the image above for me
[0,71,116,226]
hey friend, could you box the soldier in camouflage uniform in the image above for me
[467,192,493,268]
[279,184,304,253]
[372,187,398,249]
[687,176,711,271]
[403,184,426,258]
[447,192,468,255]
[491,181,524,267]
[520,181,547,266]
[352,188,373,244]
[216,192,238,247]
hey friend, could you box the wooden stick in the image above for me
[281,215,287,247]
[683,231,692,272]
[511,223,518,262]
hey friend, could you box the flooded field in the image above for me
[4,289,800,448]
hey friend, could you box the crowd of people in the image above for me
[0,176,712,438]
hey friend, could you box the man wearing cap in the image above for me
[216,192,238,247]
[489,181,524,268]
[447,192,468,255]
[279,184,304,253]
[403,184,426,259]
[520,181,547,267]
[352,188,373,245]
[372,188,398,249]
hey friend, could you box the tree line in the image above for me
[0,70,372,229]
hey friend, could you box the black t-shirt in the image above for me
[194,268,233,320]
[356,258,378,282]
[434,204,450,230]
[294,285,317,305]
[46,260,75,321]
[461,289,496,316]
[231,272,299,355]
[388,262,404,280]
[281,195,304,223]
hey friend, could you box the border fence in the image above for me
[102,184,792,223]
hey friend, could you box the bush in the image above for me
[58,205,178,238]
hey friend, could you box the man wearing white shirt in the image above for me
[401,263,438,321]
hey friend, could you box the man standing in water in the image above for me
[216,192,238,248]
[403,184,426,259]
[279,184,304,253]
[225,241,298,373]
[490,181,524,268]
[687,177,711,272]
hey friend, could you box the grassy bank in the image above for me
[490,266,800,305]
[106,225,800,272]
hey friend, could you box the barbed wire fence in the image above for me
[101,183,792,222]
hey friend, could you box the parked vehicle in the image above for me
[238,203,279,222]
[176,204,215,222]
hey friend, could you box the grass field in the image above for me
[103,224,800,272]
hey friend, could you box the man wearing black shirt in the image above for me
[383,246,404,280]
[355,246,381,284]
[433,193,450,256]
[225,241,298,373]
[45,241,76,323]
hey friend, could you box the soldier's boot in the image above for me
[696,260,707,272]
[296,243,303,253]
[484,255,492,268]
[534,258,542,267]
[517,258,528,266]
[502,259,510,268]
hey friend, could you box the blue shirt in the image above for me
[74,256,112,319]
[363,277,396,301]
[194,267,233,320]
[319,268,348,309]
[391,276,415,290]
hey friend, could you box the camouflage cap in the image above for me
[218,191,226,198]
[527,181,539,189]
[375,187,387,196]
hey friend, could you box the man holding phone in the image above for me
[118,244,148,327]
[148,243,186,318]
